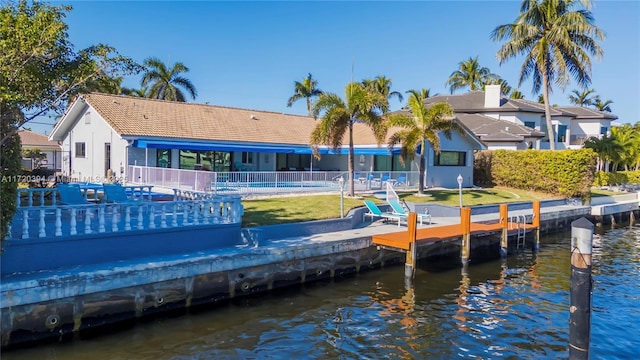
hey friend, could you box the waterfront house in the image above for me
[48,93,485,189]
[424,84,618,150]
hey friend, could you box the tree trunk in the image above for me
[541,68,556,150]
[348,123,355,196]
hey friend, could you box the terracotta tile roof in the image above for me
[18,130,60,148]
[83,93,386,146]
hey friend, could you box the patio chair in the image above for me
[372,173,390,187]
[363,200,404,227]
[390,176,407,187]
[57,183,90,205]
[387,199,431,225]
[103,184,142,204]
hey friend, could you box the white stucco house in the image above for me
[48,93,486,189]
[425,84,618,150]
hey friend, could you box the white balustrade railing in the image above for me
[129,165,420,195]
[16,184,154,207]
[8,197,243,240]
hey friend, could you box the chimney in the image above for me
[484,84,501,109]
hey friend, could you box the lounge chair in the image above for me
[57,183,91,205]
[103,184,142,204]
[391,176,407,187]
[363,200,404,227]
[387,199,432,225]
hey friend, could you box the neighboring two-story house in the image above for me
[424,84,618,150]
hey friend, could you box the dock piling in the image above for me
[569,217,593,360]
[460,207,471,265]
[533,201,541,251]
[405,212,418,285]
[500,204,508,257]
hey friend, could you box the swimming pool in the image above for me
[213,180,341,195]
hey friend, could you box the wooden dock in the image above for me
[372,221,537,251]
[372,202,541,271]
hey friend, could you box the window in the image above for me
[557,125,567,143]
[600,127,609,135]
[156,149,171,168]
[242,152,253,164]
[524,121,536,129]
[434,151,466,166]
[75,142,86,158]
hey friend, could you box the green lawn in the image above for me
[241,187,562,227]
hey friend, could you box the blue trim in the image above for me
[133,139,399,155]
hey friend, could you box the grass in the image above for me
[241,187,561,227]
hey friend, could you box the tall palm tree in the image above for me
[310,82,388,196]
[593,97,613,112]
[492,0,605,150]
[386,89,463,194]
[445,56,499,93]
[568,88,596,107]
[141,57,197,102]
[287,73,323,116]
[362,75,403,105]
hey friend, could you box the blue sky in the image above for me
[33,0,639,134]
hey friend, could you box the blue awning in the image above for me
[133,139,399,155]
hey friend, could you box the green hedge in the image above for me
[474,149,597,197]
[593,170,640,186]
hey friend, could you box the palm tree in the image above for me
[141,57,197,102]
[583,134,622,172]
[362,75,403,105]
[568,88,596,107]
[445,56,499,93]
[310,82,388,196]
[492,0,605,150]
[121,86,148,97]
[485,78,512,96]
[593,97,613,112]
[510,89,525,99]
[287,73,323,116]
[386,89,463,194]
[611,125,639,171]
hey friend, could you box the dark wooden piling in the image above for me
[569,217,593,360]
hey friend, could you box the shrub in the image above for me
[474,149,597,197]
[593,170,640,186]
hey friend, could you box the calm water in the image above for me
[3,225,639,359]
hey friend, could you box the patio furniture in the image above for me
[57,184,91,205]
[387,199,431,225]
[391,176,407,187]
[363,200,404,227]
[103,184,142,204]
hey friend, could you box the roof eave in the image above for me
[48,96,88,141]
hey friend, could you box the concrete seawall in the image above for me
[1,200,637,348]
